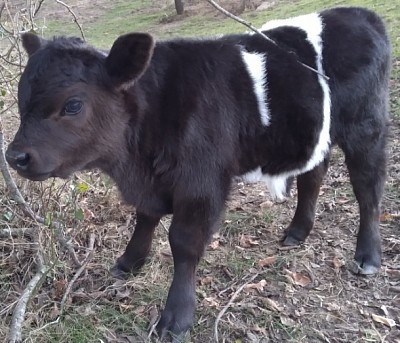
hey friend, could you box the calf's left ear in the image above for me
[105,33,155,88]
[21,32,45,57]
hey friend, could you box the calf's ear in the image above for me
[105,33,155,88]
[21,32,44,57]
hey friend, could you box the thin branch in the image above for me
[27,233,96,337]
[35,215,82,267]
[59,233,95,315]
[8,256,50,343]
[0,120,82,267]
[0,2,13,36]
[54,0,86,41]
[206,0,277,46]
[214,273,259,342]
[205,0,329,80]
[33,0,46,17]
[0,122,35,219]
[0,227,35,238]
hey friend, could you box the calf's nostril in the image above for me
[6,150,31,170]
[15,152,30,169]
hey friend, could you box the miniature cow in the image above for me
[6,7,390,341]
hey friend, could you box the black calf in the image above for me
[6,6,390,340]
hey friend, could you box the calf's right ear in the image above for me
[21,32,45,57]
[105,33,155,88]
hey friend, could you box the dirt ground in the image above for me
[0,1,399,342]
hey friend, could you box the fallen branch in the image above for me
[205,0,329,80]
[214,273,259,343]
[8,255,50,343]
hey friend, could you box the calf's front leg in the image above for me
[156,197,224,342]
[111,212,160,279]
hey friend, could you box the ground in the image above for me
[0,0,399,342]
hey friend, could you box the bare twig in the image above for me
[0,227,35,238]
[59,233,95,314]
[8,256,50,343]
[0,2,13,35]
[205,0,329,80]
[33,0,46,17]
[34,215,82,267]
[0,122,35,218]
[27,233,96,338]
[214,273,259,342]
[54,0,86,41]
[0,120,82,267]
[206,0,277,46]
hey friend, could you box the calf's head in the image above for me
[6,32,154,181]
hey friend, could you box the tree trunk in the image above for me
[175,0,184,15]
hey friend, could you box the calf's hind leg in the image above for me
[111,212,160,279]
[283,156,330,246]
[342,135,387,275]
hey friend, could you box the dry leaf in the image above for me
[203,296,219,307]
[332,256,345,272]
[371,313,396,328]
[285,270,311,287]
[209,240,220,250]
[239,234,259,248]
[385,268,400,279]
[148,306,159,328]
[200,276,214,285]
[380,212,400,222]
[83,207,95,219]
[260,200,273,209]
[245,279,267,292]
[53,279,66,300]
[262,298,283,312]
[257,256,277,268]
[49,304,60,320]
[280,316,296,327]
[326,302,340,312]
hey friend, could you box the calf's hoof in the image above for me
[282,224,311,246]
[156,308,193,343]
[282,234,302,246]
[110,262,131,280]
[353,252,381,275]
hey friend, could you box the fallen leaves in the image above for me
[332,255,345,272]
[244,279,267,293]
[284,270,312,287]
[257,256,277,268]
[239,234,259,248]
[380,211,400,222]
[261,297,283,312]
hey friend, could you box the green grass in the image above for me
[43,0,400,119]
[44,316,102,343]
[43,0,400,51]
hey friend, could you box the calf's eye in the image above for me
[64,100,83,116]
